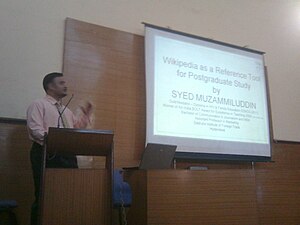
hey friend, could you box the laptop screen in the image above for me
[139,143,177,169]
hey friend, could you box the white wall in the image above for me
[0,0,299,141]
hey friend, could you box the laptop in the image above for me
[138,143,177,170]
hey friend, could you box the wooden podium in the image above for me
[40,127,114,225]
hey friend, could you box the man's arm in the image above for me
[26,102,47,144]
[73,101,93,129]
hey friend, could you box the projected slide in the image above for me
[154,36,268,143]
[145,25,271,159]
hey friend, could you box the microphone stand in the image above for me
[57,94,74,128]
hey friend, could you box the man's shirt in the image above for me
[27,95,82,145]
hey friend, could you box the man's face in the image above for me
[49,77,68,98]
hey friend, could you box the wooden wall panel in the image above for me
[255,142,300,169]
[0,122,33,225]
[63,18,145,168]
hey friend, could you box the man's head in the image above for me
[43,72,68,100]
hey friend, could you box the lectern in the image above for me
[40,127,114,225]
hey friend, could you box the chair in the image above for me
[113,169,132,225]
[0,200,18,225]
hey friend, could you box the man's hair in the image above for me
[43,72,63,92]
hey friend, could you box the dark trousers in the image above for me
[30,142,78,225]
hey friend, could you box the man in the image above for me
[26,72,93,225]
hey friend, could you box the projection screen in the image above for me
[145,24,272,161]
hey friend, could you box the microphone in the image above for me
[57,94,74,128]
